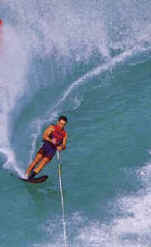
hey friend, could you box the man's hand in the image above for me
[51,138,57,145]
[57,145,63,151]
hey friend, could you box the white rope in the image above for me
[57,151,68,247]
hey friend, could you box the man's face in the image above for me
[57,119,67,129]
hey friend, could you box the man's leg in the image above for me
[25,153,43,176]
[33,156,52,175]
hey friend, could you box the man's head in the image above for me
[57,115,68,129]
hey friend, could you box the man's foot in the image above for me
[28,170,37,180]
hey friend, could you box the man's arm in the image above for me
[42,125,54,143]
[62,133,68,149]
[57,133,68,151]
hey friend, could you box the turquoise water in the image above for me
[1,1,151,246]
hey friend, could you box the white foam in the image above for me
[46,47,135,115]
[32,162,151,247]
[2,0,110,61]
[72,164,151,247]
[0,24,29,174]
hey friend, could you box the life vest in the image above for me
[49,125,66,147]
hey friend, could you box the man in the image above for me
[25,115,68,179]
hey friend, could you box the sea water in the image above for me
[0,0,151,246]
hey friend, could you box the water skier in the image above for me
[25,116,68,179]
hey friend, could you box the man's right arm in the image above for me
[42,125,54,143]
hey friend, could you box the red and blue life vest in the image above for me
[50,125,66,147]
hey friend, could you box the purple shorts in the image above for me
[38,141,56,159]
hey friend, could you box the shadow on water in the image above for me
[23,179,58,198]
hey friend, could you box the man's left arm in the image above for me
[57,133,68,151]
[62,133,68,150]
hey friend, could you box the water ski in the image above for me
[19,175,48,184]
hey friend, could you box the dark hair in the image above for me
[58,115,68,123]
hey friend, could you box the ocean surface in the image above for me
[1,1,151,246]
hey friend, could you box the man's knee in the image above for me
[43,156,52,163]
[35,153,43,162]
